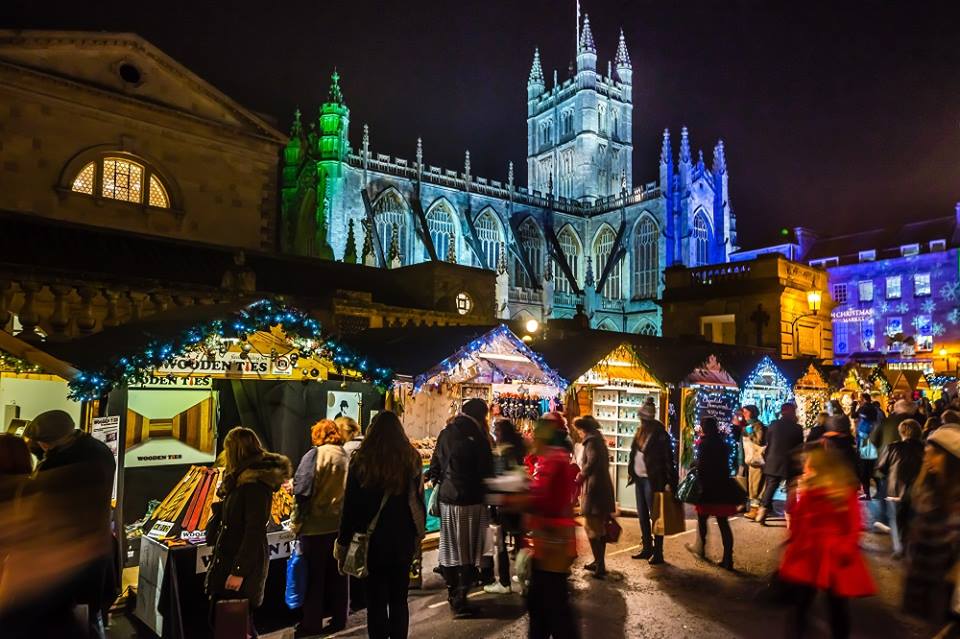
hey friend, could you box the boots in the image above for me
[719,549,734,571]
[443,566,459,613]
[756,507,768,526]
[744,506,759,520]
[586,538,607,578]
[685,537,706,561]
[649,535,665,565]
[452,566,476,618]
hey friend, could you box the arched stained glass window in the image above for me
[595,226,621,300]
[692,211,711,266]
[475,209,502,270]
[69,155,171,209]
[426,201,456,262]
[636,321,658,336]
[373,190,410,265]
[516,218,543,289]
[633,216,659,299]
[555,225,581,294]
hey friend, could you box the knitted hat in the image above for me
[929,425,960,459]
[639,402,656,420]
[24,410,76,443]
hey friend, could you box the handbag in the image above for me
[427,483,440,518]
[340,494,390,579]
[213,598,249,639]
[284,542,307,609]
[676,469,702,504]
[605,516,622,543]
[651,491,686,536]
[858,440,878,461]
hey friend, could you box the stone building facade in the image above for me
[280,15,738,334]
[0,30,286,250]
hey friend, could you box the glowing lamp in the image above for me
[806,290,822,313]
[525,319,540,334]
[940,348,949,357]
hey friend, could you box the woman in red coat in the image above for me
[779,447,875,638]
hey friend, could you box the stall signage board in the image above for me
[156,351,271,377]
[91,415,120,501]
[133,374,214,390]
[195,530,295,574]
[694,388,739,434]
[147,520,175,541]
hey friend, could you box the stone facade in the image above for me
[0,31,286,250]
[280,16,738,334]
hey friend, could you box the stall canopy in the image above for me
[41,300,392,400]
[887,369,931,397]
[725,354,794,424]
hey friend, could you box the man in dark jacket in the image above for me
[876,418,924,557]
[427,398,494,616]
[870,399,915,523]
[26,410,116,639]
[757,403,804,525]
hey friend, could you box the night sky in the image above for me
[5,0,960,249]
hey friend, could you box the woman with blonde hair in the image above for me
[291,419,350,635]
[779,447,875,638]
[206,427,291,638]
[337,416,363,460]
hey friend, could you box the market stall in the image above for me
[783,361,830,429]
[731,355,794,426]
[531,332,668,510]
[886,368,931,400]
[0,347,82,435]
[832,364,891,415]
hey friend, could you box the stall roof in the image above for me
[342,325,498,378]
[528,332,637,383]
[721,354,825,389]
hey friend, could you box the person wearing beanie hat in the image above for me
[904,426,960,625]
[425,399,494,617]
[23,409,77,447]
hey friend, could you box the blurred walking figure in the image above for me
[291,419,349,636]
[903,427,960,626]
[485,419,527,595]
[336,411,425,639]
[876,419,924,558]
[688,417,746,570]
[780,447,875,639]
[805,411,829,444]
[627,400,677,564]
[206,427,292,639]
[757,403,804,525]
[819,416,859,476]
[573,416,616,579]
[869,399,916,510]
[740,405,767,521]
[524,415,580,639]
[427,398,494,617]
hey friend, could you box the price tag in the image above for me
[147,520,175,540]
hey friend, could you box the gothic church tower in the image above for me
[526,15,633,204]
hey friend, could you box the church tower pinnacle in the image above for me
[528,48,545,100]
[615,29,632,100]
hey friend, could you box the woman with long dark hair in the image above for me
[627,403,677,564]
[572,415,616,578]
[206,427,291,638]
[337,411,425,639]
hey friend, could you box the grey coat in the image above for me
[579,430,616,516]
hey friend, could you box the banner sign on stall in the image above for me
[195,530,296,574]
[147,520,175,541]
[693,387,740,434]
[91,416,120,500]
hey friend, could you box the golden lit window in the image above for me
[148,175,169,208]
[68,155,171,209]
[102,157,143,203]
[71,161,96,195]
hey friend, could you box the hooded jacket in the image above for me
[205,452,292,608]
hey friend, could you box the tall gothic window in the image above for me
[426,201,456,262]
[598,103,606,135]
[560,151,574,198]
[555,225,582,294]
[516,218,544,289]
[633,216,659,299]
[595,226,621,300]
[373,189,409,264]
[475,209,502,270]
[692,211,711,266]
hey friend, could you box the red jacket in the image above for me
[779,487,876,598]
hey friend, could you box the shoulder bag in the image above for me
[340,493,389,579]
[676,468,702,504]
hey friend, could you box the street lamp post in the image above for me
[791,290,823,357]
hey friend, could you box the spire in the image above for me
[579,13,596,52]
[496,242,507,274]
[360,218,374,263]
[660,129,672,165]
[290,108,303,137]
[697,149,705,169]
[679,126,691,164]
[585,255,595,287]
[528,48,545,85]
[388,225,401,267]
[464,150,471,179]
[712,139,727,175]
[508,161,514,189]
[362,124,370,155]
[416,137,423,166]
[547,172,554,197]
[328,69,344,104]
[615,29,632,68]
[446,230,457,263]
[343,219,358,264]
[544,258,553,283]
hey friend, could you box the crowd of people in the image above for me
[3,390,960,639]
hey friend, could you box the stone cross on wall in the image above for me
[749,303,770,347]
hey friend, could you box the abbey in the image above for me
[280,15,738,334]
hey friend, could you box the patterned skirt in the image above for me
[438,503,491,567]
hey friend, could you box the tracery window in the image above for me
[595,226,621,300]
[636,321,658,336]
[692,211,711,266]
[70,156,170,208]
[475,209,502,270]
[633,216,659,299]
[426,201,456,262]
[555,226,581,294]
[373,190,410,265]
[516,218,544,289]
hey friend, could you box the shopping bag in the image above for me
[284,543,307,609]
[605,517,622,543]
[676,469,702,504]
[652,491,686,536]
[213,598,249,639]
[427,483,440,518]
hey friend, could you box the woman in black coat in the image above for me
[627,404,677,565]
[206,427,292,636]
[688,417,746,570]
[336,411,426,639]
